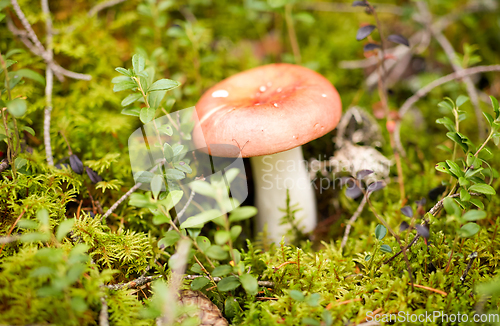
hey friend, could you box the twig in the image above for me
[105,275,163,291]
[341,195,368,249]
[99,297,109,326]
[168,190,195,231]
[411,283,447,296]
[0,209,26,255]
[416,1,485,139]
[285,3,301,64]
[102,182,142,220]
[88,0,126,17]
[395,65,500,155]
[184,275,274,288]
[460,251,478,284]
[41,0,54,166]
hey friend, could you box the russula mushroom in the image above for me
[193,63,342,241]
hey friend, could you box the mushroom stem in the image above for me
[250,146,317,242]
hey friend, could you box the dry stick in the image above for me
[88,0,126,17]
[0,209,26,256]
[394,64,500,156]
[41,0,54,166]
[416,1,485,139]
[0,235,20,244]
[184,275,275,288]
[0,158,8,173]
[99,297,109,326]
[341,195,368,250]
[105,275,162,291]
[101,182,142,220]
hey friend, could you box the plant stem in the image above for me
[285,3,301,64]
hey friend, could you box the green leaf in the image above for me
[121,107,141,117]
[14,157,27,170]
[158,124,173,136]
[483,112,494,127]
[56,219,75,241]
[460,188,471,202]
[462,210,486,221]
[196,236,211,252]
[289,290,305,301]
[374,224,386,240]
[224,298,240,320]
[148,79,181,92]
[380,244,392,253]
[113,80,136,92]
[158,190,183,211]
[36,209,50,226]
[446,160,464,178]
[212,264,232,277]
[180,209,222,229]
[174,162,192,174]
[470,198,484,209]
[436,116,455,132]
[458,222,480,238]
[150,174,164,199]
[140,107,155,123]
[23,126,35,136]
[165,168,185,180]
[490,96,499,119]
[158,230,180,248]
[115,67,133,76]
[152,214,170,225]
[230,225,242,240]
[206,245,228,260]
[147,90,166,109]
[305,293,321,307]
[190,180,215,198]
[456,95,469,108]
[121,93,142,106]
[20,232,50,243]
[17,219,38,229]
[7,98,27,117]
[190,277,210,290]
[458,177,469,187]
[438,99,454,111]
[239,274,258,295]
[229,206,258,222]
[132,54,145,74]
[163,143,174,162]
[443,197,461,217]
[214,230,230,245]
[9,69,45,86]
[469,183,496,195]
[446,132,468,152]
[435,162,452,175]
[217,276,240,291]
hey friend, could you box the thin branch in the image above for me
[184,275,275,288]
[0,235,20,244]
[99,297,109,326]
[10,0,46,56]
[169,190,195,231]
[341,195,368,250]
[105,275,162,291]
[285,3,301,64]
[0,209,26,255]
[102,182,142,220]
[395,65,500,155]
[300,2,404,15]
[88,0,126,17]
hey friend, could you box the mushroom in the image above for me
[193,63,342,242]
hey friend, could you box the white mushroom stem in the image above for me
[250,146,317,242]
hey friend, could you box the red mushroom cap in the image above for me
[193,63,342,157]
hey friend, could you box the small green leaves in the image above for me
[148,79,181,92]
[456,95,469,108]
[217,276,240,291]
[212,265,232,277]
[458,222,480,238]
[113,79,137,92]
[490,96,499,119]
[239,274,258,295]
[206,245,228,260]
[289,290,305,301]
[374,224,386,240]
[132,54,145,74]
[14,157,27,170]
[229,206,258,222]
[462,210,486,221]
[443,197,461,217]
[7,98,27,117]
[380,244,392,253]
[468,183,496,195]
[140,107,155,123]
[56,219,75,241]
[180,209,222,229]
[158,230,180,248]
[190,277,210,290]
[121,93,142,106]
